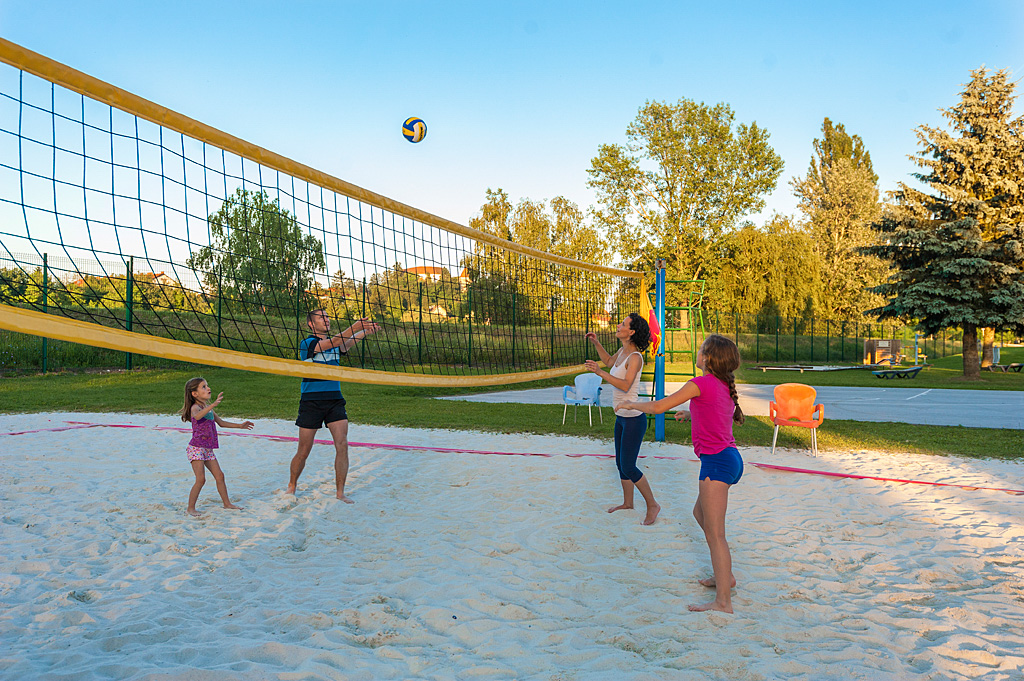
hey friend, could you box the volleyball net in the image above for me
[0,39,642,387]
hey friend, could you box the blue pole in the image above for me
[654,259,666,442]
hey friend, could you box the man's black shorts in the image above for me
[295,398,348,429]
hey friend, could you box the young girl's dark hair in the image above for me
[700,334,745,424]
[627,312,652,353]
[179,377,207,423]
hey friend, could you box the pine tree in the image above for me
[865,68,1024,378]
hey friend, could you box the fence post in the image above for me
[216,265,223,348]
[810,316,815,363]
[361,279,367,369]
[41,253,48,373]
[841,321,846,362]
[295,266,302,359]
[775,315,780,362]
[792,316,797,362]
[125,257,133,371]
[825,319,829,363]
[550,296,556,367]
[417,281,423,366]
[585,300,590,363]
[734,312,739,348]
[755,314,760,363]
[511,290,517,368]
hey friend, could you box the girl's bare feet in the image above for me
[642,503,661,525]
[688,600,733,613]
[607,503,633,513]
[187,509,202,517]
[224,503,243,510]
[699,576,737,588]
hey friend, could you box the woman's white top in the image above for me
[609,350,644,417]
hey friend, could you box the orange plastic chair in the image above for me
[769,383,825,456]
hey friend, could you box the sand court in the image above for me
[1,412,1023,680]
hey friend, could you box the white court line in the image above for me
[906,389,933,401]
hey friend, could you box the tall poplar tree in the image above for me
[792,119,887,319]
[865,68,1024,379]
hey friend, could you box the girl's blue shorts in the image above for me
[698,446,743,485]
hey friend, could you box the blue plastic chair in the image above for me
[563,373,603,426]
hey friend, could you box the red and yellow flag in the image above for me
[640,280,661,357]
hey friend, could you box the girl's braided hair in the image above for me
[700,334,744,424]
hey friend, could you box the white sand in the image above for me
[1,412,1023,681]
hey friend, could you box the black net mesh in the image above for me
[0,59,641,377]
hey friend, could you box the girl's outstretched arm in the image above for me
[620,380,700,415]
[214,414,255,430]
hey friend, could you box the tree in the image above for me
[187,188,326,315]
[792,119,887,319]
[864,68,1024,379]
[466,189,611,324]
[712,215,820,317]
[587,98,784,289]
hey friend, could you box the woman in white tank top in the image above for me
[584,313,661,525]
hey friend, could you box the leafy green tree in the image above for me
[711,215,819,317]
[792,119,887,319]
[187,188,326,315]
[865,68,1024,379]
[587,98,784,289]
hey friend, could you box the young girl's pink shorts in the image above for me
[186,445,217,462]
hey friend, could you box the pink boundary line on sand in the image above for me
[2,421,1022,496]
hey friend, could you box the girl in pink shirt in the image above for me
[179,377,254,516]
[620,334,744,613]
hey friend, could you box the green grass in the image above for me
[1,365,1021,460]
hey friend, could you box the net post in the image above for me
[511,289,517,369]
[41,252,48,374]
[654,259,666,442]
[125,257,133,371]
[467,287,473,367]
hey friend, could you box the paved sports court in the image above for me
[438,382,1024,430]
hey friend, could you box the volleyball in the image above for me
[402,117,427,143]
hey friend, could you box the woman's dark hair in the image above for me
[627,312,652,352]
[700,334,745,424]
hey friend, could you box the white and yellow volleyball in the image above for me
[402,117,427,143]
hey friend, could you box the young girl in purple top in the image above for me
[620,334,744,613]
[179,377,254,517]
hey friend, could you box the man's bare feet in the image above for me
[285,484,296,495]
[607,503,634,513]
[642,503,661,525]
[224,503,243,510]
[698,576,737,588]
[337,492,354,504]
[186,509,202,517]
[688,600,733,613]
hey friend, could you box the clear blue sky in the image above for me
[2,0,1022,234]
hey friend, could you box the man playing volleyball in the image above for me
[287,310,379,502]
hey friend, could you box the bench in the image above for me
[985,363,1023,373]
[872,366,923,379]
